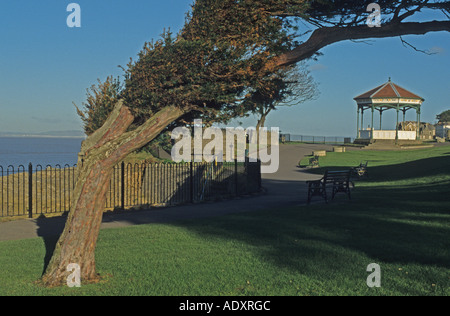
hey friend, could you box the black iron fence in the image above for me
[0,160,261,218]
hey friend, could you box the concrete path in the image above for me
[0,144,334,242]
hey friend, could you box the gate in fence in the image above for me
[0,160,261,218]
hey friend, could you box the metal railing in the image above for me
[0,160,261,218]
[280,134,354,144]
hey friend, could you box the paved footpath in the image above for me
[0,144,336,242]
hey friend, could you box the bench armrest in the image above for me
[306,177,323,184]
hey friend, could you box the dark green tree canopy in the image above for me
[122,0,304,127]
[437,109,450,123]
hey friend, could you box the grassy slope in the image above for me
[0,146,449,296]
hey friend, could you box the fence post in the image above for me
[234,159,238,196]
[28,163,33,218]
[245,157,249,194]
[258,160,262,190]
[121,161,125,210]
[189,161,194,203]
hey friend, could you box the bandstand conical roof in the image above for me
[354,79,424,102]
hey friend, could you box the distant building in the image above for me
[420,123,436,140]
[435,122,450,139]
[397,121,435,140]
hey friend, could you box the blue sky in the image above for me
[0,1,449,137]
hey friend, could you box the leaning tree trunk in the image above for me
[256,108,271,139]
[40,101,185,287]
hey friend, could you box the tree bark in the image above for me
[256,109,270,131]
[40,101,185,287]
[256,108,271,141]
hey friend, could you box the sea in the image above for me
[0,137,85,168]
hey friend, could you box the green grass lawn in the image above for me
[0,146,449,296]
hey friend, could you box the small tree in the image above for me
[243,63,318,131]
[437,110,450,123]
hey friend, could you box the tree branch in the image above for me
[422,2,450,12]
[272,20,450,68]
[399,35,436,55]
[80,100,134,154]
[395,0,429,22]
[77,100,135,169]
[104,105,187,164]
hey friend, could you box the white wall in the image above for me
[359,130,416,140]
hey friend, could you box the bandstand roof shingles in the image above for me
[354,80,424,101]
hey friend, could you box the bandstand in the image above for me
[354,79,424,141]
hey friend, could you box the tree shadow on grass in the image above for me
[365,154,450,182]
[35,215,66,275]
[179,190,449,266]
[301,153,450,182]
[170,155,450,276]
